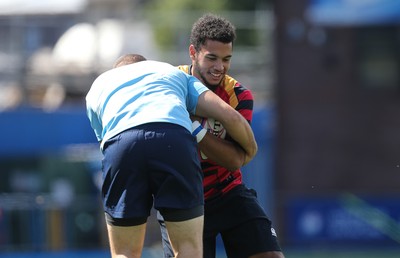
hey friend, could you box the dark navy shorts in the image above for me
[158,184,282,257]
[203,184,282,257]
[101,122,204,226]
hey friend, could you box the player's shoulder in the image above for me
[177,65,190,74]
[222,74,254,105]
[222,74,250,92]
[223,74,239,87]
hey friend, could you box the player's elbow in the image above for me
[226,156,244,171]
[250,142,258,158]
[227,142,250,170]
[242,142,258,166]
[252,141,258,158]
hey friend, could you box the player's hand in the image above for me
[190,115,203,123]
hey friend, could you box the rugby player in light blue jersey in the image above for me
[86,54,257,258]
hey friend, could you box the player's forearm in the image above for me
[195,91,257,162]
[198,134,245,171]
[221,113,258,164]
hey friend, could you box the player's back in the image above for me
[86,60,204,146]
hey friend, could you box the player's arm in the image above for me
[199,132,245,170]
[191,115,245,170]
[195,91,257,165]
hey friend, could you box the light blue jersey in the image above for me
[86,60,209,149]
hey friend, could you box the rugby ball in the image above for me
[201,118,226,139]
[200,118,226,160]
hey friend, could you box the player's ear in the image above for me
[189,45,196,60]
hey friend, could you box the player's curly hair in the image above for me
[190,13,236,51]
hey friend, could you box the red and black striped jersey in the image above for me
[178,65,254,201]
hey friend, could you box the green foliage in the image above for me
[143,0,268,50]
[143,0,225,50]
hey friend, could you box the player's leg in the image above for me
[214,185,284,258]
[158,210,218,258]
[157,211,175,258]
[106,222,147,258]
[222,218,284,258]
[101,127,153,258]
[150,123,205,258]
[164,215,204,258]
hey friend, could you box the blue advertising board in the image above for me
[286,193,400,246]
[0,108,97,157]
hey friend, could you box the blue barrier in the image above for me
[0,108,97,157]
[286,193,400,247]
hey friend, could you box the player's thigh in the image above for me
[222,218,282,258]
[164,216,204,253]
[164,215,203,242]
[149,124,203,211]
[102,128,152,221]
[106,223,147,257]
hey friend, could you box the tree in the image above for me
[143,0,270,50]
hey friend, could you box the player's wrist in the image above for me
[191,120,207,143]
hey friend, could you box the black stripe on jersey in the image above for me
[236,99,253,112]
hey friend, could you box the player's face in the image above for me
[190,39,232,88]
